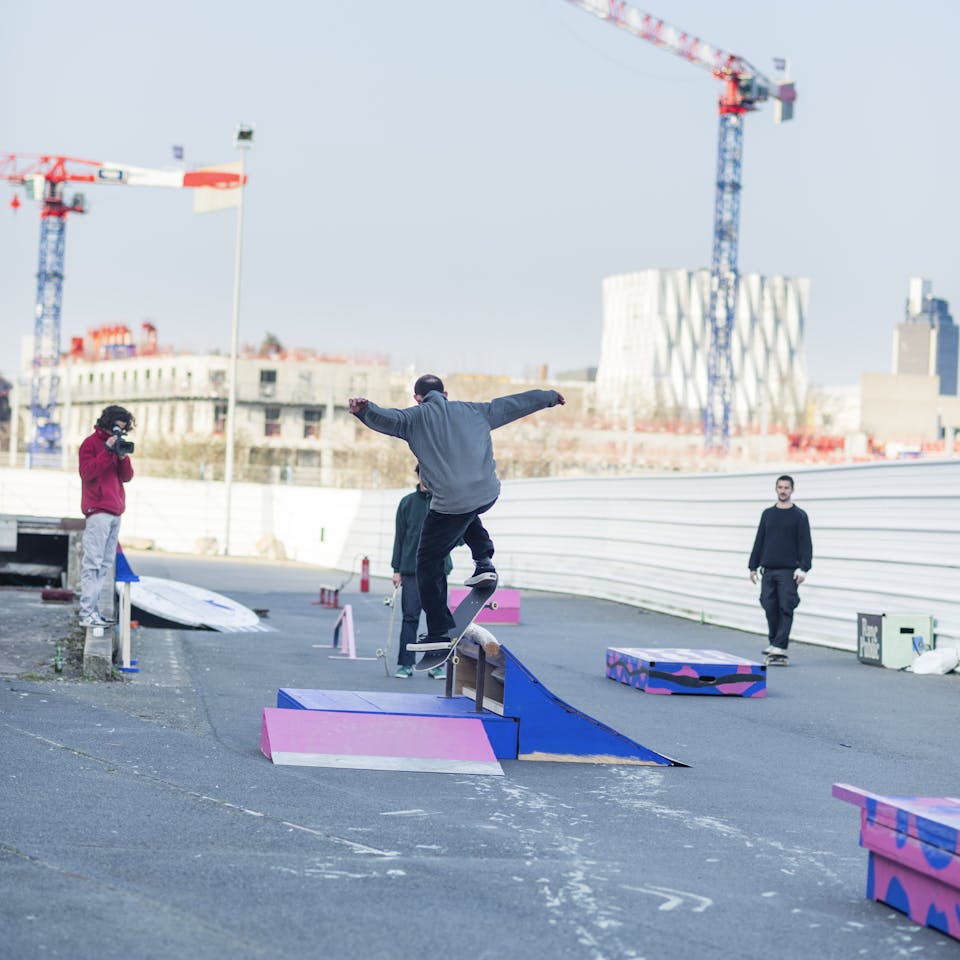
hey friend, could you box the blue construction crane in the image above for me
[29,175,85,466]
[1,154,245,466]
[565,0,796,450]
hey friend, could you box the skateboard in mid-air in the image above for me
[763,649,789,666]
[410,580,499,673]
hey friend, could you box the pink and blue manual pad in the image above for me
[606,647,766,697]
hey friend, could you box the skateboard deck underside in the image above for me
[413,581,497,672]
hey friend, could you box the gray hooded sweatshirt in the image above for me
[355,389,562,514]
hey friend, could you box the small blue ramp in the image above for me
[495,644,682,764]
[278,629,683,767]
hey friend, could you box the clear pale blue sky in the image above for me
[2,1,957,388]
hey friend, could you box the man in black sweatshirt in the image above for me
[748,475,813,657]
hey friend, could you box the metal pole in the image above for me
[223,148,247,556]
[60,358,71,472]
[9,380,19,467]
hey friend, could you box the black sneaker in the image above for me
[409,634,453,651]
[464,558,497,587]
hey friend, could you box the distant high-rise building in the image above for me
[595,268,809,428]
[894,277,958,395]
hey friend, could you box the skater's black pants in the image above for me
[760,567,800,650]
[417,499,496,639]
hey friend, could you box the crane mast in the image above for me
[565,0,796,450]
[1,154,244,466]
[30,178,86,465]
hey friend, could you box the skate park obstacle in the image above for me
[606,647,766,697]
[115,545,140,673]
[260,707,502,775]
[833,783,960,940]
[328,605,375,661]
[312,585,340,609]
[266,625,683,768]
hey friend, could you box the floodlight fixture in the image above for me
[233,123,255,149]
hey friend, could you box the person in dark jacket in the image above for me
[350,374,564,666]
[78,405,135,626]
[391,466,453,679]
[748,475,813,657]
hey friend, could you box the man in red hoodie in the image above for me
[78,405,136,627]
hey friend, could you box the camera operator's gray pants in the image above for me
[79,512,121,619]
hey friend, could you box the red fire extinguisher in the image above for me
[360,556,370,593]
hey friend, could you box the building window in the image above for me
[303,407,323,439]
[214,403,227,435]
[260,369,277,399]
[264,406,281,437]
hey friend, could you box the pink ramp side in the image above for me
[260,707,503,776]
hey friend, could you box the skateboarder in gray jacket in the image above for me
[349,374,565,651]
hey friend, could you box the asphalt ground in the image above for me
[2,552,958,960]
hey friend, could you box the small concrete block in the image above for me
[82,625,114,679]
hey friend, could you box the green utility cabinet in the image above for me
[857,613,935,669]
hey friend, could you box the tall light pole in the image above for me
[223,122,253,556]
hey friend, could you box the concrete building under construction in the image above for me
[595,268,809,430]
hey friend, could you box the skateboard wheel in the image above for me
[375,648,385,657]
[451,654,460,665]
[489,601,499,610]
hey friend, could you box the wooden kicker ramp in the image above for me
[261,625,685,774]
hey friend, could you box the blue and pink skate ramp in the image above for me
[834,784,960,940]
[261,637,684,772]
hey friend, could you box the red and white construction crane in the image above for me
[0,154,244,465]
[565,0,796,450]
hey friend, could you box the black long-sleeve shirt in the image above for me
[391,487,452,576]
[748,505,813,572]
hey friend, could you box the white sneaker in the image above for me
[79,614,110,627]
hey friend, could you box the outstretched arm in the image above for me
[487,389,565,430]
[348,397,413,440]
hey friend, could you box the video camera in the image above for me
[111,425,135,456]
